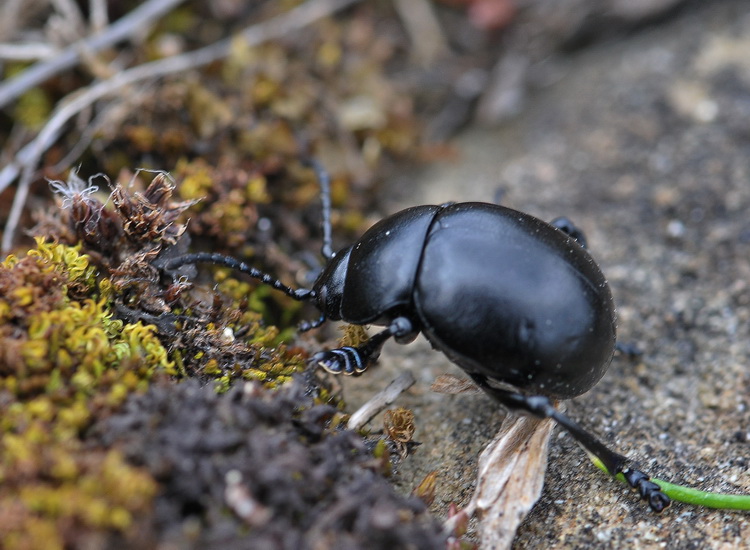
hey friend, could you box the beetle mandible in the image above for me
[164,160,670,512]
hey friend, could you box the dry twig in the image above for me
[392,0,449,65]
[0,0,365,253]
[347,372,416,431]
[0,0,186,109]
[0,43,58,61]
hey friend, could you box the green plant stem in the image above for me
[589,454,750,510]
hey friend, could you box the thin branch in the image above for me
[0,0,187,109]
[89,0,109,33]
[0,0,27,43]
[0,43,59,61]
[1,0,364,253]
[392,0,449,65]
[347,372,416,431]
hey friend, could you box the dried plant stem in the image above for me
[0,0,186,109]
[392,0,449,65]
[347,372,416,431]
[0,43,58,61]
[0,0,364,253]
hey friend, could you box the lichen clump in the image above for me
[0,213,312,548]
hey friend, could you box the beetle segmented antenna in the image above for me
[163,253,313,302]
[162,159,336,302]
[304,158,334,260]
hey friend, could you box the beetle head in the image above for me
[311,245,352,321]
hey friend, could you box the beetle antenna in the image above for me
[303,158,334,260]
[163,252,314,301]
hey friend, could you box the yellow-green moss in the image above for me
[175,157,214,204]
[246,173,271,204]
[30,238,90,275]
[0,240,168,546]
[1,196,314,545]
[14,87,52,129]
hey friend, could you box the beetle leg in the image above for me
[311,331,390,375]
[298,314,326,332]
[549,216,588,248]
[468,373,671,513]
[312,346,370,375]
[615,341,643,357]
[311,317,416,376]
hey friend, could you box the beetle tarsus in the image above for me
[312,328,390,375]
[312,317,416,375]
[312,346,367,375]
[622,468,671,512]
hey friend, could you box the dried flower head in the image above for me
[110,169,198,246]
[47,169,121,254]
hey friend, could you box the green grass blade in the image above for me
[588,454,750,510]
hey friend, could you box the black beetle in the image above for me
[164,160,670,512]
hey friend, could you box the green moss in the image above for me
[215,273,304,339]
[17,449,156,529]
[175,158,215,203]
[14,87,52,129]
[1,168,322,546]
[246,173,271,204]
[0,240,167,546]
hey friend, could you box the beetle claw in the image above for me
[622,468,671,512]
[312,321,409,377]
[649,491,671,513]
[311,351,342,374]
[312,347,368,376]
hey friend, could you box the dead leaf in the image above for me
[448,412,555,549]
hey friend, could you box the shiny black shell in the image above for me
[342,205,439,324]
[337,202,616,399]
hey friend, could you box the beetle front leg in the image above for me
[298,314,326,332]
[311,317,416,376]
[469,374,670,512]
